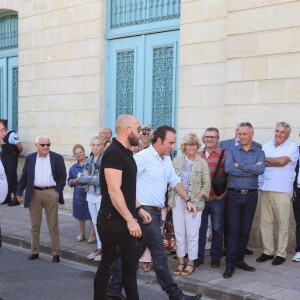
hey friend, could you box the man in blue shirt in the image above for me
[223,122,265,279]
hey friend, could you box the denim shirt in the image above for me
[225,143,265,190]
[79,153,102,195]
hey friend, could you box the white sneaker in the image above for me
[87,249,100,260]
[292,252,300,262]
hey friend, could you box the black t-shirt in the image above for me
[99,139,137,218]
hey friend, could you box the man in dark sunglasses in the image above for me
[140,124,152,149]
[16,135,66,263]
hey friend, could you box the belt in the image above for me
[34,186,55,190]
[228,188,257,194]
[141,205,162,214]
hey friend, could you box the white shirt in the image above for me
[34,154,56,187]
[0,159,8,204]
[259,139,299,196]
[134,145,181,208]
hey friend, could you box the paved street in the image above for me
[0,245,212,300]
[2,204,300,300]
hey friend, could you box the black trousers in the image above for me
[94,217,139,300]
[1,155,18,197]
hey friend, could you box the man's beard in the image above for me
[128,132,139,146]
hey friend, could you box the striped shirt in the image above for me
[198,147,226,200]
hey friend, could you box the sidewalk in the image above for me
[1,204,300,300]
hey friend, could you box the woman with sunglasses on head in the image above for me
[79,136,103,261]
[68,144,95,244]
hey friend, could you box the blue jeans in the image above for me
[94,217,139,300]
[293,187,300,252]
[226,189,258,267]
[198,199,225,262]
[107,207,183,300]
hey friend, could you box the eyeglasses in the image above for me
[39,143,51,147]
[142,131,150,136]
[186,144,198,147]
[204,136,218,139]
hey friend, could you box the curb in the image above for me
[2,233,268,300]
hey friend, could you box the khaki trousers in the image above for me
[29,188,60,255]
[260,191,291,258]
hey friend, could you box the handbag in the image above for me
[162,210,175,250]
[211,149,227,196]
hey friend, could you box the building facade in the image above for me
[1,0,300,249]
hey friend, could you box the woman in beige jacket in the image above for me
[168,133,211,276]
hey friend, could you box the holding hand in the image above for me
[138,209,152,224]
[186,201,197,217]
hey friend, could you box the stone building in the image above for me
[1,0,300,249]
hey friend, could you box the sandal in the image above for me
[76,234,85,242]
[174,263,186,275]
[181,263,195,276]
[88,236,96,244]
[142,262,151,272]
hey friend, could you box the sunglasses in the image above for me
[142,131,150,136]
[39,143,51,147]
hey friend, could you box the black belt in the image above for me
[228,188,257,194]
[141,205,162,214]
[34,186,55,190]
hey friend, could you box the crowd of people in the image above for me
[1,116,300,300]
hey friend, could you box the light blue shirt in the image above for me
[134,145,181,208]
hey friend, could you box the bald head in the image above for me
[99,127,112,141]
[115,114,138,134]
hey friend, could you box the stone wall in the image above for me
[180,0,300,252]
[15,0,106,154]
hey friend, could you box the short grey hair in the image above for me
[35,135,50,143]
[276,121,291,133]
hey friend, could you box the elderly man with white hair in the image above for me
[16,135,66,263]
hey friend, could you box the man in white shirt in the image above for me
[0,123,8,204]
[133,125,201,300]
[106,125,201,300]
[257,122,299,266]
[292,135,300,262]
[16,135,66,263]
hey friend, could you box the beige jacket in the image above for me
[168,154,211,211]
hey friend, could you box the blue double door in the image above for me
[105,30,179,131]
[0,56,18,130]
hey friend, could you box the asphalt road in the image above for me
[0,244,212,300]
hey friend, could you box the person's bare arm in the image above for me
[265,156,291,167]
[105,168,142,237]
[16,142,23,154]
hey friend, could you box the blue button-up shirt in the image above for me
[225,143,265,190]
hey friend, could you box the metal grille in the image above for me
[116,51,134,117]
[0,15,18,50]
[152,46,174,128]
[110,0,180,29]
[12,67,18,131]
